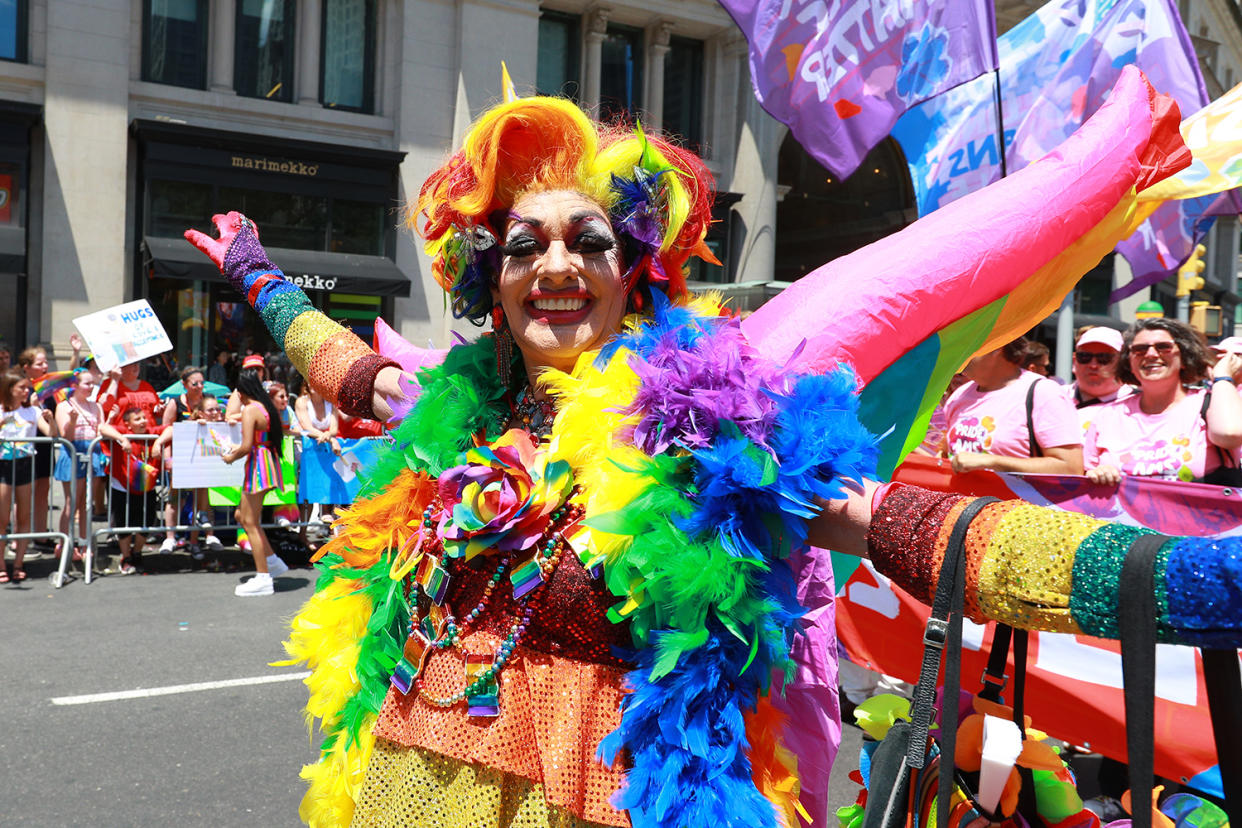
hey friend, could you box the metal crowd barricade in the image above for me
[0,435,76,588]
[80,432,332,586]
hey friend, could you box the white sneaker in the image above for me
[159,537,177,555]
[276,516,292,528]
[266,554,289,578]
[203,535,223,552]
[234,572,274,597]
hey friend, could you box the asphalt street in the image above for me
[2,550,864,827]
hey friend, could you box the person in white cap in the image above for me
[1068,326,1130,408]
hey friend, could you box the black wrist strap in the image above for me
[906,496,999,770]
[1202,648,1242,823]
[1119,533,1166,828]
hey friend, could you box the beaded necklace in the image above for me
[390,478,584,717]
[510,384,556,439]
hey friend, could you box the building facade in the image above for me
[7,0,1242,369]
[2,0,796,370]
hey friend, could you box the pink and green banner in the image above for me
[716,0,997,178]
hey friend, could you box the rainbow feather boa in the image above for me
[280,295,878,827]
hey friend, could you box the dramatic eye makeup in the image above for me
[501,211,615,259]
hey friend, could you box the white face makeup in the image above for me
[493,190,628,377]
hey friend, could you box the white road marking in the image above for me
[50,671,311,706]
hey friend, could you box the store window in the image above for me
[775,134,915,282]
[600,24,643,123]
[143,0,209,89]
[235,0,296,102]
[663,36,703,151]
[330,198,385,255]
[537,11,580,98]
[321,0,376,112]
[148,179,212,238]
[0,0,27,63]
[218,187,329,249]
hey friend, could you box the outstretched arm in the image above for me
[185,213,410,421]
[804,480,880,559]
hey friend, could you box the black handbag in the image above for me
[861,504,1242,828]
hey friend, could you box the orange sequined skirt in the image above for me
[365,630,630,827]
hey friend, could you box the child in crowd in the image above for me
[0,370,53,582]
[98,407,172,575]
[194,396,224,422]
[53,372,101,560]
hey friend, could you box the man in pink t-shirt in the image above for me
[943,340,1083,475]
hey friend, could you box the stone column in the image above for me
[645,21,672,130]
[210,0,236,93]
[582,7,609,112]
[298,0,322,105]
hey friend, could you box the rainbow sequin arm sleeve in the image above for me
[218,221,398,418]
[867,484,1242,649]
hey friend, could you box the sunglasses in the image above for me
[1127,342,1177,358]
[1074,351,1117,365]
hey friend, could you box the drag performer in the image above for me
[185,84,1242,828]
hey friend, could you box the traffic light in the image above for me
[1176,243,1206,297]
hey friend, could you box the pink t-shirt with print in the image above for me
[944,372,1082,458]
[1084,388,1237,481]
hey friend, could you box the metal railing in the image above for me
[2,432,382,588]
[0,435,75,587]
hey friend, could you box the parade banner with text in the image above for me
[836,454,1241,798]
[716,0,996,177]
[892,0,1213,302]
[72,300,174,373]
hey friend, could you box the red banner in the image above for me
[836,454,1241,796]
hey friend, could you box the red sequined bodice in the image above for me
[445,552,633,668]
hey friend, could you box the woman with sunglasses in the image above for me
[1085,317,1242,485]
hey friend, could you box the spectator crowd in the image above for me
[4,317,1242,589]
[926,318,1242,487]
[0,342,386,590]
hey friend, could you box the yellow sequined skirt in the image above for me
[350,740,615,828]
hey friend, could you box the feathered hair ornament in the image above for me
[413,97,717,324]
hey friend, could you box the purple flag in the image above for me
[893,0,1214,302]
[717,0,998,178]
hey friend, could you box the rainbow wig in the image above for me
[413,97,718,324]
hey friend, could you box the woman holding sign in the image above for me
[220,369,290,597]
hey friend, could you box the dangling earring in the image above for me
[492,305,513,388]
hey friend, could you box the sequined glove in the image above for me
[184,212,401,420]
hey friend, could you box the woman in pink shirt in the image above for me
[943,337,1084,474]
[1085,318,1242,484]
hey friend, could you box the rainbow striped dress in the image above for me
[243,409,283,494]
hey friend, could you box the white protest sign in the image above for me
[171,421,245,489]
[72,300,172,373]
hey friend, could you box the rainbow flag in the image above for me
[743,66,1190,477]
[31,370,79,405]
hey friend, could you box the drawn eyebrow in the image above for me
[569,211,610,226]
[508,211,542,228]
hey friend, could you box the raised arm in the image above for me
[185,213,407,421]
[1207,352,1242,450]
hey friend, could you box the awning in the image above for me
[142,236,412,297]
